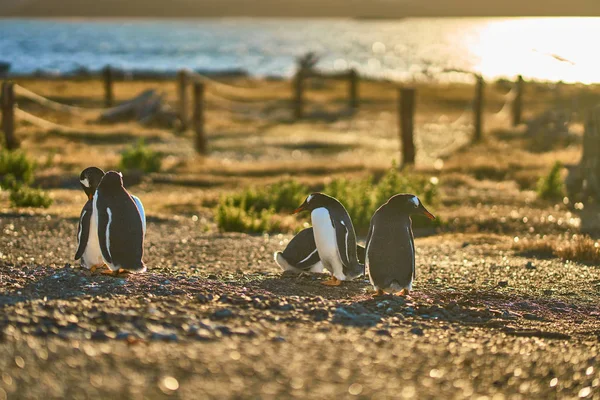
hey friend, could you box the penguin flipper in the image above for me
[331,217,352,268]
[74,201,93,260]
[131,194,146,235]
[95,201,113,264]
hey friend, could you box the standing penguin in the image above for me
[274,227,366,273]
[365,194,435,296]
[93,171,146,275]
[75,167,105,271]
[74,167,146,272]
[293,193,363,286]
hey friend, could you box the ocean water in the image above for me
[0,17,598,83]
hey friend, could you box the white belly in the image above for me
[81,210,104,269]
[311,207,346,280]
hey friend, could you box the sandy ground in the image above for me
[0,215,598,399]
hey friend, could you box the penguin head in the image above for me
[386,194,436,220]
[100,171,125,190]
[79,167,105,200]
[293,192,336,214]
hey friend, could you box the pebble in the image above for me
[213,309,234,320]
[410,327,424,336]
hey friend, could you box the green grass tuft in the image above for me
[216,199,282,234]
[324,167,440,232]
[537,161,564,200]
[215,167,440,234]
[9,186,53,208]
[0,149,35,188]
[118,140,162,174]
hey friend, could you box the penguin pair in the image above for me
[284,192,435,295]
[291,193,364,286]
[75,167,146,275]
[274,227,366,274]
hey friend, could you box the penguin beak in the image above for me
[88,194,93,200]
[293,205,305,214]
[421,207,436,220]
[293,200,308,214]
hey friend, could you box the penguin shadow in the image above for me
[252,272,370,300]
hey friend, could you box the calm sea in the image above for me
[0,17,598,83]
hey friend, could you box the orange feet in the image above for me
[321,276,342,286]
[396,288,410,297]
[373,289,385,297]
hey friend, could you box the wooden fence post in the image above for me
[473,75,485,141]
[398,87,416,167]
[1,82,18,150]
[512,75,524,127]
[103,65,114,108]
[348,68,358,110]
[177,70,188,130]
[293,69,305,120]
[193,81,206,154]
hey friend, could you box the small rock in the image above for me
[410,327,424,336]
[150,333,178,342]
[525,262,536,270]
[91,330,109,341]
[498,281,509,288]
[375,329,391,337]
[207,274,218,280]
[213,309,233,320]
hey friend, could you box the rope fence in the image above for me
[1,68,527,164]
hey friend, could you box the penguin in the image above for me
[93,171,146,275]
[293,193,363,286]
[274,227,366,273]
[74,167,146,272]
[365,194,435,296]
[74,167,105,272]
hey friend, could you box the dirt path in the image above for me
[0,215,599,399]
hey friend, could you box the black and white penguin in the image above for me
[93,171,146,274]
[74,167,105,271]
[365,194,435,296]
[274,227,366,273]
[293,193,363,286]
[74,167,146,272]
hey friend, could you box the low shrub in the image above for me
[9,186,53,208]
[0,149,35,188]
[215,166,440,234]
[119,140,162,174]
[537,161,564,200]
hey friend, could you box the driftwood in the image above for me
[566,106,600,201]
[97,89,180,129]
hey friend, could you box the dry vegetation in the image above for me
[1,75,599,399]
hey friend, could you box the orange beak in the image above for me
[293,205,305,214]
[422,210,436,220]
[88,194,93,201]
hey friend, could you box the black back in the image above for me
[74,200,93,260]
[365,196,417,289]
[95,171,145,271]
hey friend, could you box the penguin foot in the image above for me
[396,288,410,297]
[101,269,119,276]
[321,276,342,286]
[373,289,385,297]
[117,269,131,275]
[90,264,107,273]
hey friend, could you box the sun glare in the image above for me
[470,17,599,83]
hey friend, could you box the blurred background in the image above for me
[0,1,598,236]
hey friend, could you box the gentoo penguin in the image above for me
[75,167,146,272]
[365,194,435,296]
[274,227,366,273]
[75,167,105,272]
[293,193,363,286]
[93,171,146,275]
